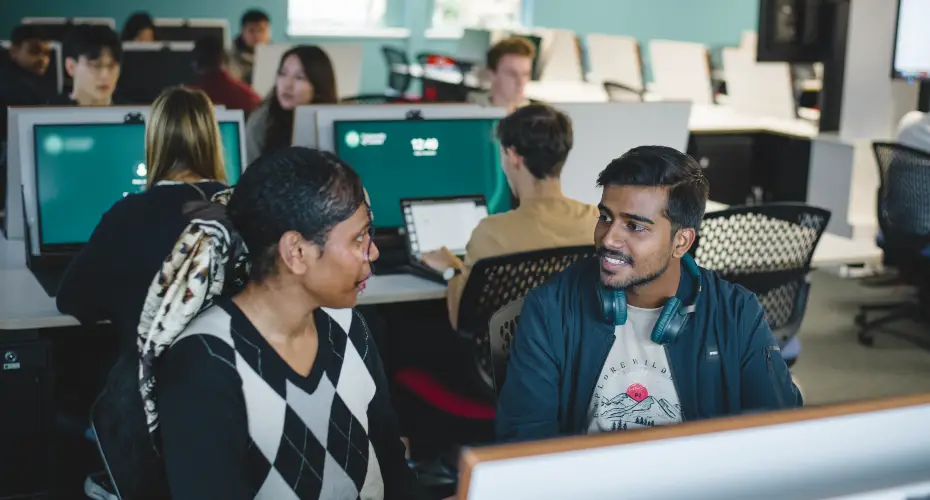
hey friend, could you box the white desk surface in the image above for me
[689,104,819,138]
[0,238,446,331]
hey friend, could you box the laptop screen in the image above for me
[402,196,488,257]
[333,118,508,229]
[33,120,243,248]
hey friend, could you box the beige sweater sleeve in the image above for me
[446,220,504,330]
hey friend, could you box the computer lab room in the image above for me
[3,0,930,498]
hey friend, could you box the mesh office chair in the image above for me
[487,298,525,396]
[603,81,645,102]
[380,46,413,97]
[856,143,930,346]
[392,246,594,449]
[691,203,831,365]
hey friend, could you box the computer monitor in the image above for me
[28,117,243,252]
[332,117,509,229]
[153,18,229,45]
[892,0,930,80]
[402,196,488,258]
[20,17,116,42]
[458,393,930,500]
[115,42,196,104]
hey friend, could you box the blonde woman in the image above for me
[58,86,230,353]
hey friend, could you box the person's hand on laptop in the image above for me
[420,247,464,273]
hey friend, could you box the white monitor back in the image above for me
[22,17,116,28]
[252,43,364,99]
[0,40,63,94]
[554,101,692,206]
[12,108,150,250]
[534,28,584,82]
[456,29,492,64]
[585,33,644,91]
[722,47,797,121]
[648,40,714,104]
[460,396,930,500]
[310,104,506,154]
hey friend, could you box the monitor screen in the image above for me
[33,120,242,247]
[333,118,509,229]
[892,0,930,79]
[403,197,488,257]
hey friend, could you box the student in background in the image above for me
[50,24,122,106]
[0,24,54,140]
[229,8,271,85]
[188,36,261,113]
[245,45,337,163]
[120,12,156,42]
[895,110,930,155]
[421,104,598,329]
[57,87,229,354]
[467,36,536,112]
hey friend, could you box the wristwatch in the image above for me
[442,267,462,281]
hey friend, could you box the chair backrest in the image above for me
[603,81,644,102]
[459,245,596,391]
[872,142,930,245]
[381,45,412,95]
[488,298,524,396]
[692,203,830,336]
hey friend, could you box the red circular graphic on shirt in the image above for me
[626,384,648,402]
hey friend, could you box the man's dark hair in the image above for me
[10,24,49,46]
[496,104,573,180]
[63,24,122,63]
[596,145,709,233]
[241,9,270,28]
[228,147,367,282]
[487,36,536,71]
[193,36,227,72]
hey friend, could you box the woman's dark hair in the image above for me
[228,147,366,282]
[261,45,339,155]
[121,12,155,41]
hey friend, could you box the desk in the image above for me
[0,237,447,332]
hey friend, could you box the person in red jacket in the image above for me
[187,36,261,114]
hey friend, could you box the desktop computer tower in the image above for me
[0,338,55,499]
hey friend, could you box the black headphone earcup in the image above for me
[598,285,627,325]
[614,290,627,325]
[651,297,682,345]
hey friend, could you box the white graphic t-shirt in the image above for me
[587,305,683,434]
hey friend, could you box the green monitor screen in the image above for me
[333,118,509,228]
[33,121,243,247]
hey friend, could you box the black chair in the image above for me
[340,94,414,104]
[691,203,831,365]
[487,297,525,396]
[603,81,645,102]
[392,245,595,429]
[380,45,412,97]
[855,142,930,346]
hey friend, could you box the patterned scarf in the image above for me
[137,189,248,439]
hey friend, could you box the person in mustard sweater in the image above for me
[421,103,599,329]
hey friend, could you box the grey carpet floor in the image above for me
[792,270,930,405]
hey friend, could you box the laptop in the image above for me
[400,195,489,284]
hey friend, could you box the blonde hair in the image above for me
[145,87,227,188]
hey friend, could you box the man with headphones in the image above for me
[495,145,802,443]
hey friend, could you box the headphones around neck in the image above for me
[597,253,702,346]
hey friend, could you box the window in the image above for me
[430,0,524,37]
[288,0,406,37]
